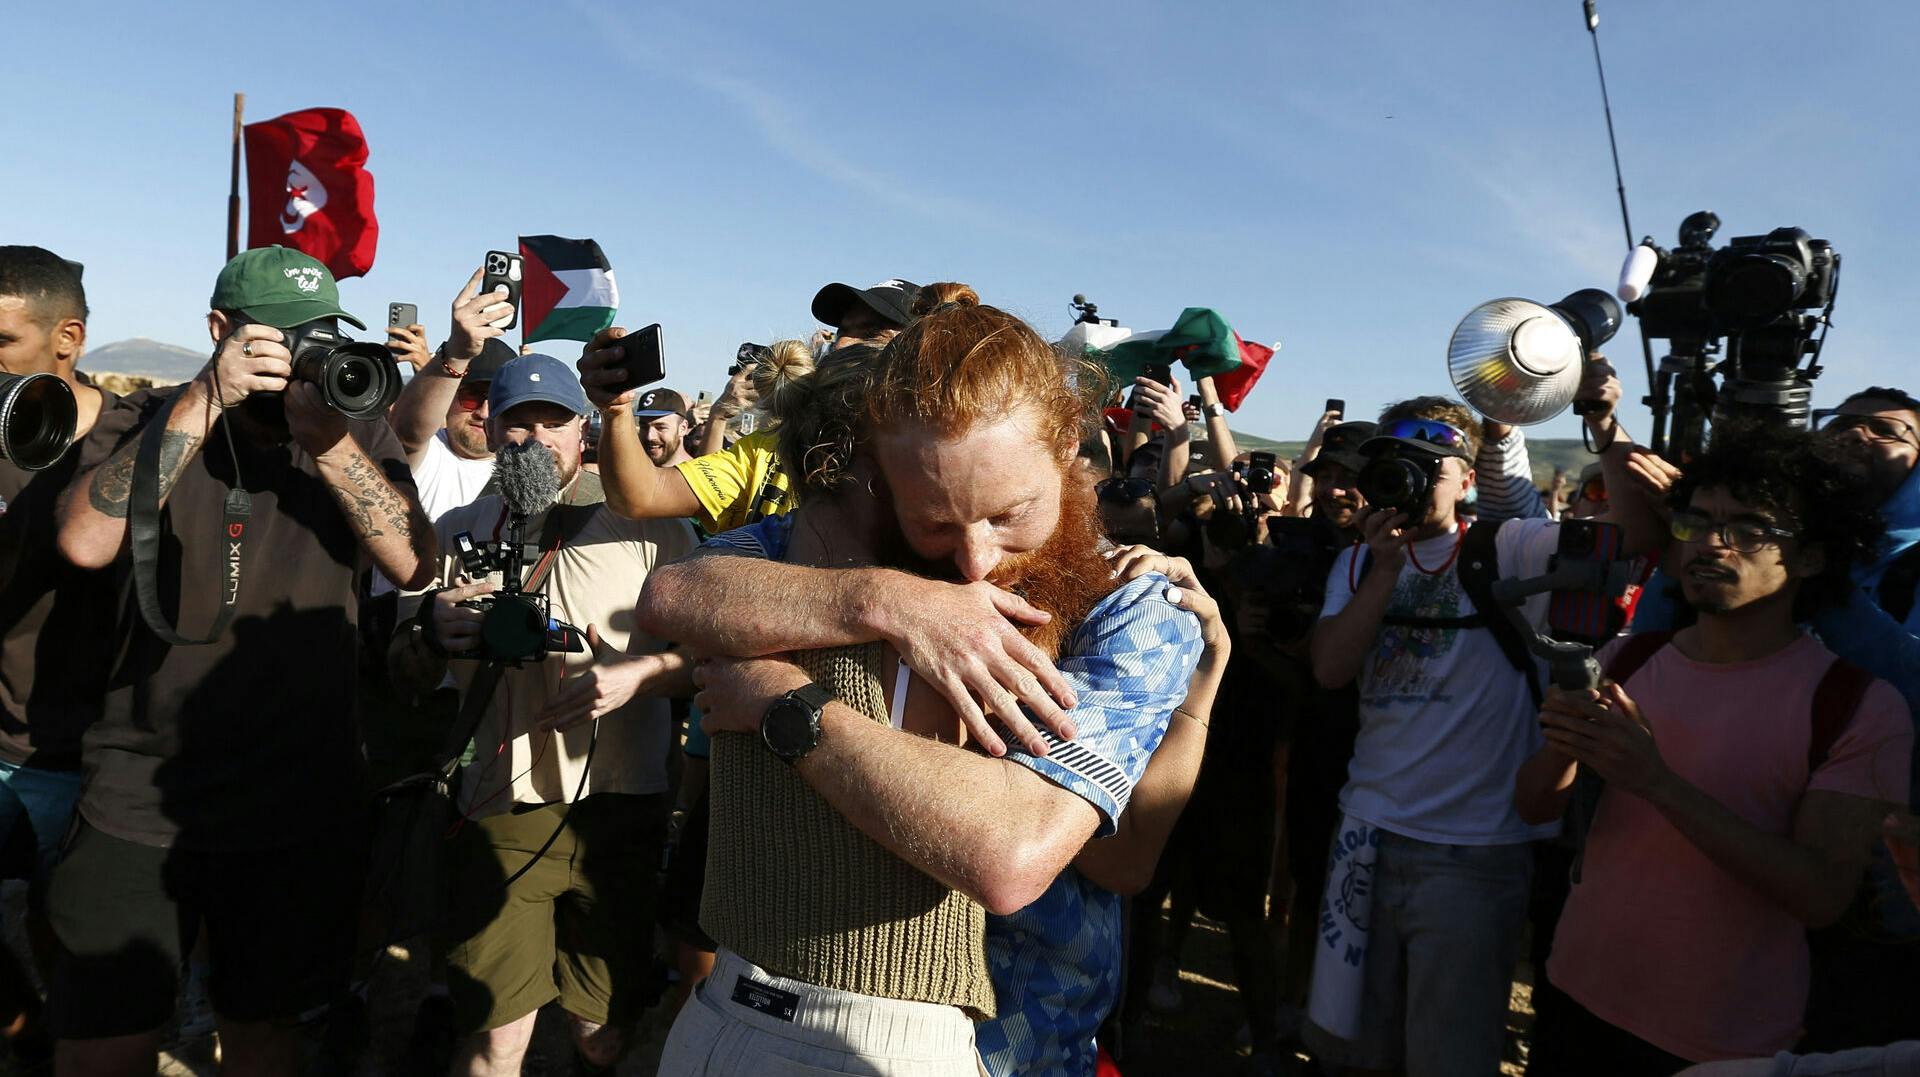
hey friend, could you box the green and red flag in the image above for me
[1065,307,1244,383]
[518,235,619,343]
[1211,335,1275,412]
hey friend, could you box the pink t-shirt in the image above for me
[1547,633,1912,1063]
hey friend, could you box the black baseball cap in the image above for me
[1302,421,1378,479]
[635,387,691,420]
[811,278,920,329]
[466,338,515,382]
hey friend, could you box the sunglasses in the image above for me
[453,381,490,411]
[1376,418,1471,453]
[1813,410,1920,447]
[1669,510,1796,554]
[1095,477,1157,501]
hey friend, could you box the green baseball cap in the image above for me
[209,246,366,330]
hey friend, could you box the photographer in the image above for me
[1516,421,1910,1073]
[0,246,117,1066]
[48,247,433,1073]
[391,354,696,1075]
[1301,371,1658,1076]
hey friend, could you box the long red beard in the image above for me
[987,474,1115,658]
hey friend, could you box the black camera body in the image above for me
[448,528,587,665]
[1244,451,1279,496]
[1356,448,1442,513]
[284,319,403,421]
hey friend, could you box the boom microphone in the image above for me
[494,441,562,518]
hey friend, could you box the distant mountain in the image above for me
[84,338,204,384]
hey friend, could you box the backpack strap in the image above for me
[1807,657,1875,773]
[1876,542,1920,625]
[1458,520,1543,707]
[1602,629,1676,687]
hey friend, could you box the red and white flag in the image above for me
[243,108,377,279]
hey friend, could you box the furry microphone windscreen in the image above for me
[494,440,562,517]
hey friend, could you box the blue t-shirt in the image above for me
[701,516,1203,1076]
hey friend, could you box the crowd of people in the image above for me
[0,241,1914,1077]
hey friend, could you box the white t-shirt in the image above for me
[414,430,495,521]
[1318,517,1561,845]
[372,433,495,597]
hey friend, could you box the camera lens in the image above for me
[1357,456,1426,510]
[0,371,79,471]
[311,343,402,421]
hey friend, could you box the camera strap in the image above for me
[129,394,251,646]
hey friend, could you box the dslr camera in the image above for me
[0,371,78,471]
[1356,447,1442,513]
[283,319,404,421]
[448,531,587,664]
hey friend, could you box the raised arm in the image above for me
[1473,420,1548,523]
[287,384,435,589]
[1578,353,1665,559]
[59,324,289,569]
[391,267,509,465]
[576,327,703,520]
[1194,375,1238,468]
[699,363,759,457]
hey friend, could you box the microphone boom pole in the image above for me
[1582,0,1660,431]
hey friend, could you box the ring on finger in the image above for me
[241,341,254,358]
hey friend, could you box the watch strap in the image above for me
[790,681,834,713]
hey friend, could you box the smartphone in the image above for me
[1188,394,1203,412]
[1141,361,1173,387]
[1548,519,1627,644]
[732,342,773,377]
[388,302,418,329]
[1325,398,1346,417]
[481,251,523,331]
[606,323,666,395]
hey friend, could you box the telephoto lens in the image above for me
[0,371,78,471]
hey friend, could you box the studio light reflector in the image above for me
[1447,288,1621,425]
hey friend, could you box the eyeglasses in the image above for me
[1095,477,1157,501]
[1668,510,1797,554]
[453,381,490,411]
[1813,410,1920,447]
[1376,418,1471,454]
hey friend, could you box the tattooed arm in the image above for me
[311,438,436,590]
[57,377,221,569]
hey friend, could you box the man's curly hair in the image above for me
[1668,418,1884,616]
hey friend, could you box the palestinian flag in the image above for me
[1065,307,1244,383]
[518,235,619,343]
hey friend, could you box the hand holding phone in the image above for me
[1325,398,1346,418]
[602,323,666,395]
[480,251,523,331]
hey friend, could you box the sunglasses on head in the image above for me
[1095,477,1157,502]
[453,381,490,411]
[1376,418,1470,453]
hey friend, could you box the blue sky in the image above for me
[4,1,1914,442]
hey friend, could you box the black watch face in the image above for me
[763,696,819,759]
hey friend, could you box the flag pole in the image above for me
[226,92,244,260]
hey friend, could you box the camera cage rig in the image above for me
[449,512,587,665]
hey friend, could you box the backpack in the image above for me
[1601,630,1876,772]
[1363,520,1542,705]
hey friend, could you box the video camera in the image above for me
[448,530,587,665]
[1619,212,1840,458]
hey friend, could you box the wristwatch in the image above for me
[1203,402,1226,418]
[761,682,834,764]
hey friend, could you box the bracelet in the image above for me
[1173,706,1210,729]
[434,345,469,379]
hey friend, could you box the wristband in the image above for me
[434,344,469,379]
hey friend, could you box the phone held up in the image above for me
[388,303,418,330]
[481,251,523,331]
[731,342,774,377]
[1325,398,1345,418]
[604,323,667,396]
